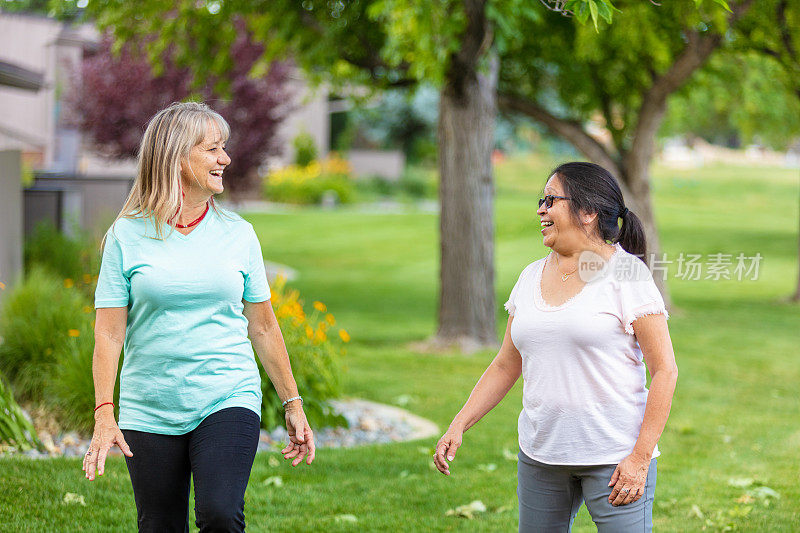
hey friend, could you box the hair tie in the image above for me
[619,207,628,218]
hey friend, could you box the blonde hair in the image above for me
[103,102,232,248]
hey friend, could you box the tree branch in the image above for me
[497,92,623,178]
[624,0,755,186]
[447,0,491,98]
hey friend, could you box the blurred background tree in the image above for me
[67,28,295,198]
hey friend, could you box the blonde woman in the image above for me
[82,102,314,532]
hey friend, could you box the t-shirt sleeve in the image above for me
[613,256,669,335]
[504,264,532,316]
[243,225,271,303]
[95,229,131,308]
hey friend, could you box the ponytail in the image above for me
[617,208,647,259]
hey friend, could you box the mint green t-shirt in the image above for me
[95,207,270,434]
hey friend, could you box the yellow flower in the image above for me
[83,274,92,284]
[63,278,74,288]
[82,306,93,314]
[318,321,328,332]
[339,329,350,343]
[313,301,327,312]
[314,329,327,343]
[68,329,80,337]
[305,325,314,339]
[325,313,336,326]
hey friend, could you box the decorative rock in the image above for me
[2,398,438,459]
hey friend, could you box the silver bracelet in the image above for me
[282,396,303,408]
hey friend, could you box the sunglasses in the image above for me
[538,195,571,209]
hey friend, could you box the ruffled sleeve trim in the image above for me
[504,300,516,316]
[623,303,670,335]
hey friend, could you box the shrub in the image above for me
[24,220,100,283]
[263,155,356,205]
[0,265,119,434]
[0,375,42,452]
[259,277,349,430]
[293,132,318,167]
[0,266,92,402]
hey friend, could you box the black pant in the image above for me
[122,407,260,533]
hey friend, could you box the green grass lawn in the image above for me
[2,154,798,531]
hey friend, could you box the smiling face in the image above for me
[537,174,581,249]
[180,121,231,195]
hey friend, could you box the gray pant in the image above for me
[517,450,657,532]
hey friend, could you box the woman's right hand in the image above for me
[434,424,464,475]
[82,410,133,481]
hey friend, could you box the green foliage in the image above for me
[258,278,347,430]
[47,338,122,435]
[0,264,119,433]
[24,221,100,288]
[0,267,92,402]
[662,52,800,149]
[0,375,42,452]
[356,166,438,200]
[86,0,619,97]
[263,156,356,205]
[292,132,318,167]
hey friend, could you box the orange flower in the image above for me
[339,329,350,343]
[314,329,327,343]
[0,281,6,290]
[63,278,74,288]
[305,325,314,339]
[82,306,93,314]
[313,301,327,312]
[68,329,80,337]
[83,274,92,284]
[325,313,336,325]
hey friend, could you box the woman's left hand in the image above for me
[607,451,650,506]
[281,404,315,466]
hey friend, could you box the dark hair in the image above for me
[548,162,646,258]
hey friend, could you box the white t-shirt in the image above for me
[505,243,668,465]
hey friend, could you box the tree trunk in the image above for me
[621,98,672,307]
[619,161,671,307]
[434,54,499,351]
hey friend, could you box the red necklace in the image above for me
[175,202,209,229]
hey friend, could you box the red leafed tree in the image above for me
[70,30,295,197]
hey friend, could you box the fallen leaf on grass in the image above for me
[334,514,358,524]
[394,395,415,407]
[502,448,518,462]
[735,494,755,505]
[476,463,497,472]
[747,486,780,506]
[63,493,86,506]
[689,504,704,519]
[727,505,752,518]
[262,476,283,487]
[726,477,754,488]
[446,500,487,519]
[267,456,280,468]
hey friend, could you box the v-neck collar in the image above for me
[170,208,213,241]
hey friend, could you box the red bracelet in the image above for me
[94,402,114,412]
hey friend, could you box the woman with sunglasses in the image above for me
[434,162,678,532]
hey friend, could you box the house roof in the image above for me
[0,59,44,91]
